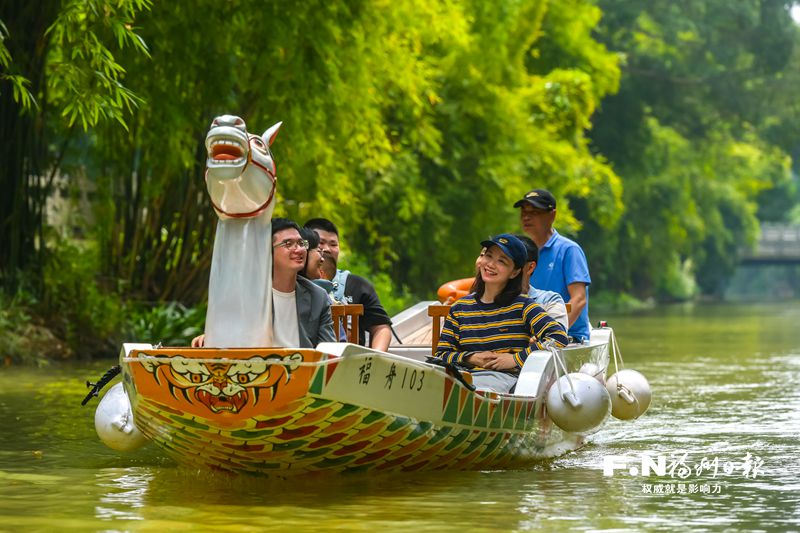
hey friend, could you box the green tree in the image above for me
[589,0,797,298]
[85,0,624,304]
[0,0,151,293]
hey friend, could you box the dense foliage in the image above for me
[589,0,798,298]
[1,0,798,360]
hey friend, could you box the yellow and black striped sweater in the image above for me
[435,294,568,372]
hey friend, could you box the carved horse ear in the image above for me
[262,122,283,146]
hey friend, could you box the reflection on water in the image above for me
[95,469,152,521]
[0,302,799,531]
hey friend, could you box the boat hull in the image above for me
[121,332,612,476]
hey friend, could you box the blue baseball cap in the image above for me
[480,233,527,268]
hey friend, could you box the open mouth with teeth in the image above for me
[208,138,247,164]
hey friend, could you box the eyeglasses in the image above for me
[273,239,309,250]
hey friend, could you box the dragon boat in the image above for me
[105,319,618,475]
[88,114,650,476]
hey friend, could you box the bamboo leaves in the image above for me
[45,0,151,130]
[0,19,36,109]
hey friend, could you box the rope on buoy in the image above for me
[608,329,638,406]
[546,341,580,407]
[81,365,121,406]
[609,328,626,375]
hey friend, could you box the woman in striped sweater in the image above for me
[435,233,569,393]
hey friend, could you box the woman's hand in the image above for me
[191,334,205,348]
[465,351,495,367]
[467,351,518,371]
[482,352,518,371]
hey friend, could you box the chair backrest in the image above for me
[427,304,451,355]
[330,304,364,344]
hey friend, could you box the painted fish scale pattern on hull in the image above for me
[132,393,548,476]
[120,344,610,475]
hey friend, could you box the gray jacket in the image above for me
[294,276,336,348]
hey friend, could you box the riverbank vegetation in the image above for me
[2,0,799,362]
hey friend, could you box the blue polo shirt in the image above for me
[531,230,591,341]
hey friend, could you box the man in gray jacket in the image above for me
[192,218,335,348]
[269,218,335,347]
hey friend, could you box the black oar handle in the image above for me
[81,365,122,406]
[425,357,477,391]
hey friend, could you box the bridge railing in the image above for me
[740,224,800,264]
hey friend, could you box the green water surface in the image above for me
[1,302,798,532]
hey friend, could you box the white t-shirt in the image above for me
[272,288,300,348]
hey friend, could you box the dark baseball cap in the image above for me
[480,233,527,268]
[513,189,556,211]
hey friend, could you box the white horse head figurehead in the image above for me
[205,114,282,219]
[202,115,283,348]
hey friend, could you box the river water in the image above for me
[1,302,798,532]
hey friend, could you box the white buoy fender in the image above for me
[606,369,651,420]
[546,372,611,434]
[94,382,148,452]
[579,362,604,383]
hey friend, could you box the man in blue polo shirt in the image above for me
[514,189,591,342]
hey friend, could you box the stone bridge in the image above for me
[740,224,800,265]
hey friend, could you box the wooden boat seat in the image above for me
[428,304,451,356]
[331,304,364,344]
[427,304,473,385]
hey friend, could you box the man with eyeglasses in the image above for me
[192,218,335,348]
[303,218,393,351]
